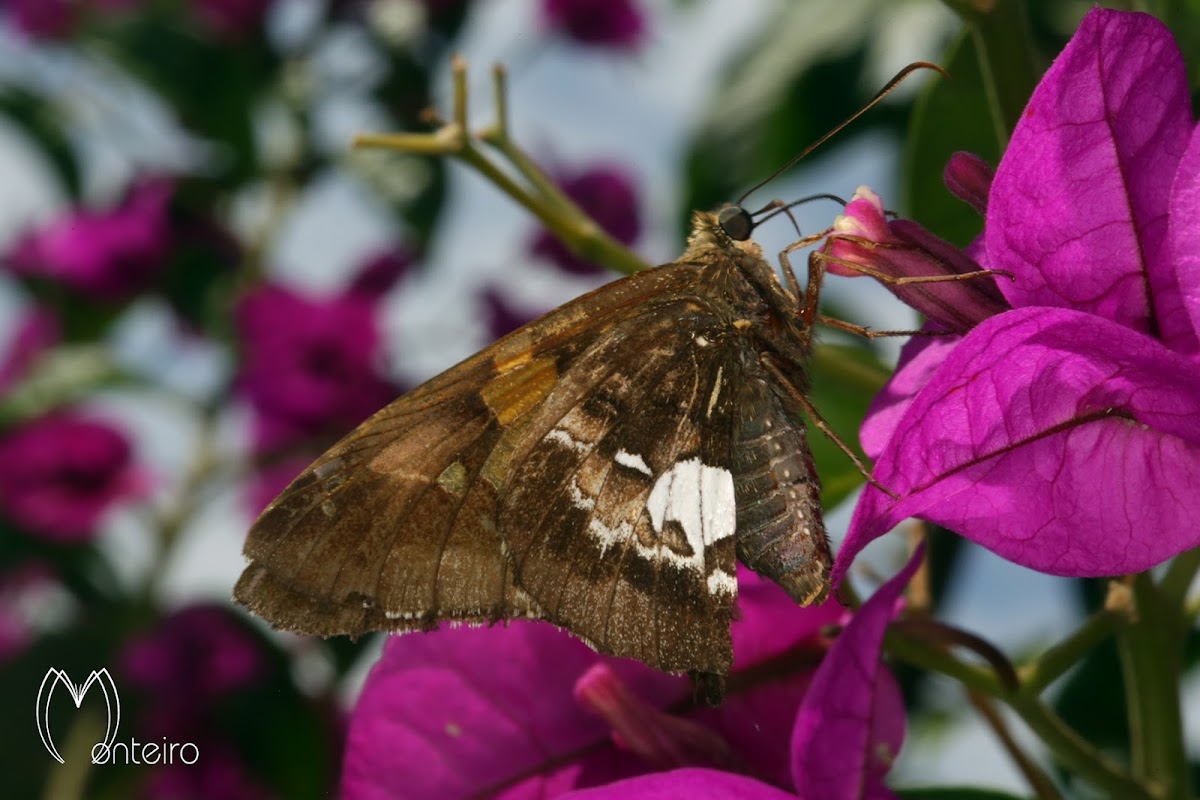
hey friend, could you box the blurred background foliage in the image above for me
[0,1,1196,798]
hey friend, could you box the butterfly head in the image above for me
[684,207,764,262]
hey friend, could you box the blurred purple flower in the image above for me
[142,741,274,800]
[557,551,922,800]
[0,307,58,392]
[832,8,1200,584]
[234,284,396,452]
[7,179,174,302]
[541,0,644,49]
[2,0,72,39]
[193,0,275,39]
[245,454,312,517]
[0,411,146,542]
[531,165,641,277]
[340,568,845,799]
[347,248,415,298]
[2,0,138,39]
[122,604,266,739]
[481,285,542,340]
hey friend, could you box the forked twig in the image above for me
[353,56,649,276]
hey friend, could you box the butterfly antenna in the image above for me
[735,61,947,207]
[749,193,848,235]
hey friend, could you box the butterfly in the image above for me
[234,62,940,699]
[235,205,834,689]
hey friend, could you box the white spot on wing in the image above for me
[569,479,595,511]
[614,449,652,476]
[314,459,343,479]
[546,428,589,452]
[707,569,738,596]
[589,518,632,556]
[645,458,736,571]
[706,366,724,419]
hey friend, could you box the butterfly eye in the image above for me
[717,205,754,242]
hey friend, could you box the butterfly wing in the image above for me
[498,314,744,675]
[497,332,835,677]
[234,263,711,637]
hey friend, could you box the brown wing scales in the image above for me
[501,310,743,674]
[235,264,708,635]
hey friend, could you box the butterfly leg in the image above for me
[760,355,897,499]
[811,235,1013,287]
[777,230,830,312]
[816,314,955,339]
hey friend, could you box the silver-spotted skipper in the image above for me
[235,63,939,696]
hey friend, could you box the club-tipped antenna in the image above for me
[735,61,947,206]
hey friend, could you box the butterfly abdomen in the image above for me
[730,369,831,607]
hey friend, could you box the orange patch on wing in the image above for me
[480,356,558,425]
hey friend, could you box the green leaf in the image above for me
[95,15,277,187]
[897,788,1033,800]
[1054,579,1131,757]
[807,341,889,509]
[902,30,1001,248]
[0,89,82,199]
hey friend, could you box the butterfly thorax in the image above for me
[682,209,813,376]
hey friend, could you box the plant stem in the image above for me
[1019,606,1125,695]
[355,58,650,277]
[1160,546,1200,605]
[41,707,101,800]
[943,0,1040,143]
[886,628,1153,799]
[1118,572,1190,799]
[967,691,1063,800]
[1005,691,1154,800]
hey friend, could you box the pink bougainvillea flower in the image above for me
[832,8,1200,583]
[6,179,174,301]
[791,547,918,800]
[540,0,644,49]
[234,283,396,453]
[0,411,146,542]
[554,550,922,800]
[828,186,1008,334]
[340,568,847,800]
[530,165,641,276]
